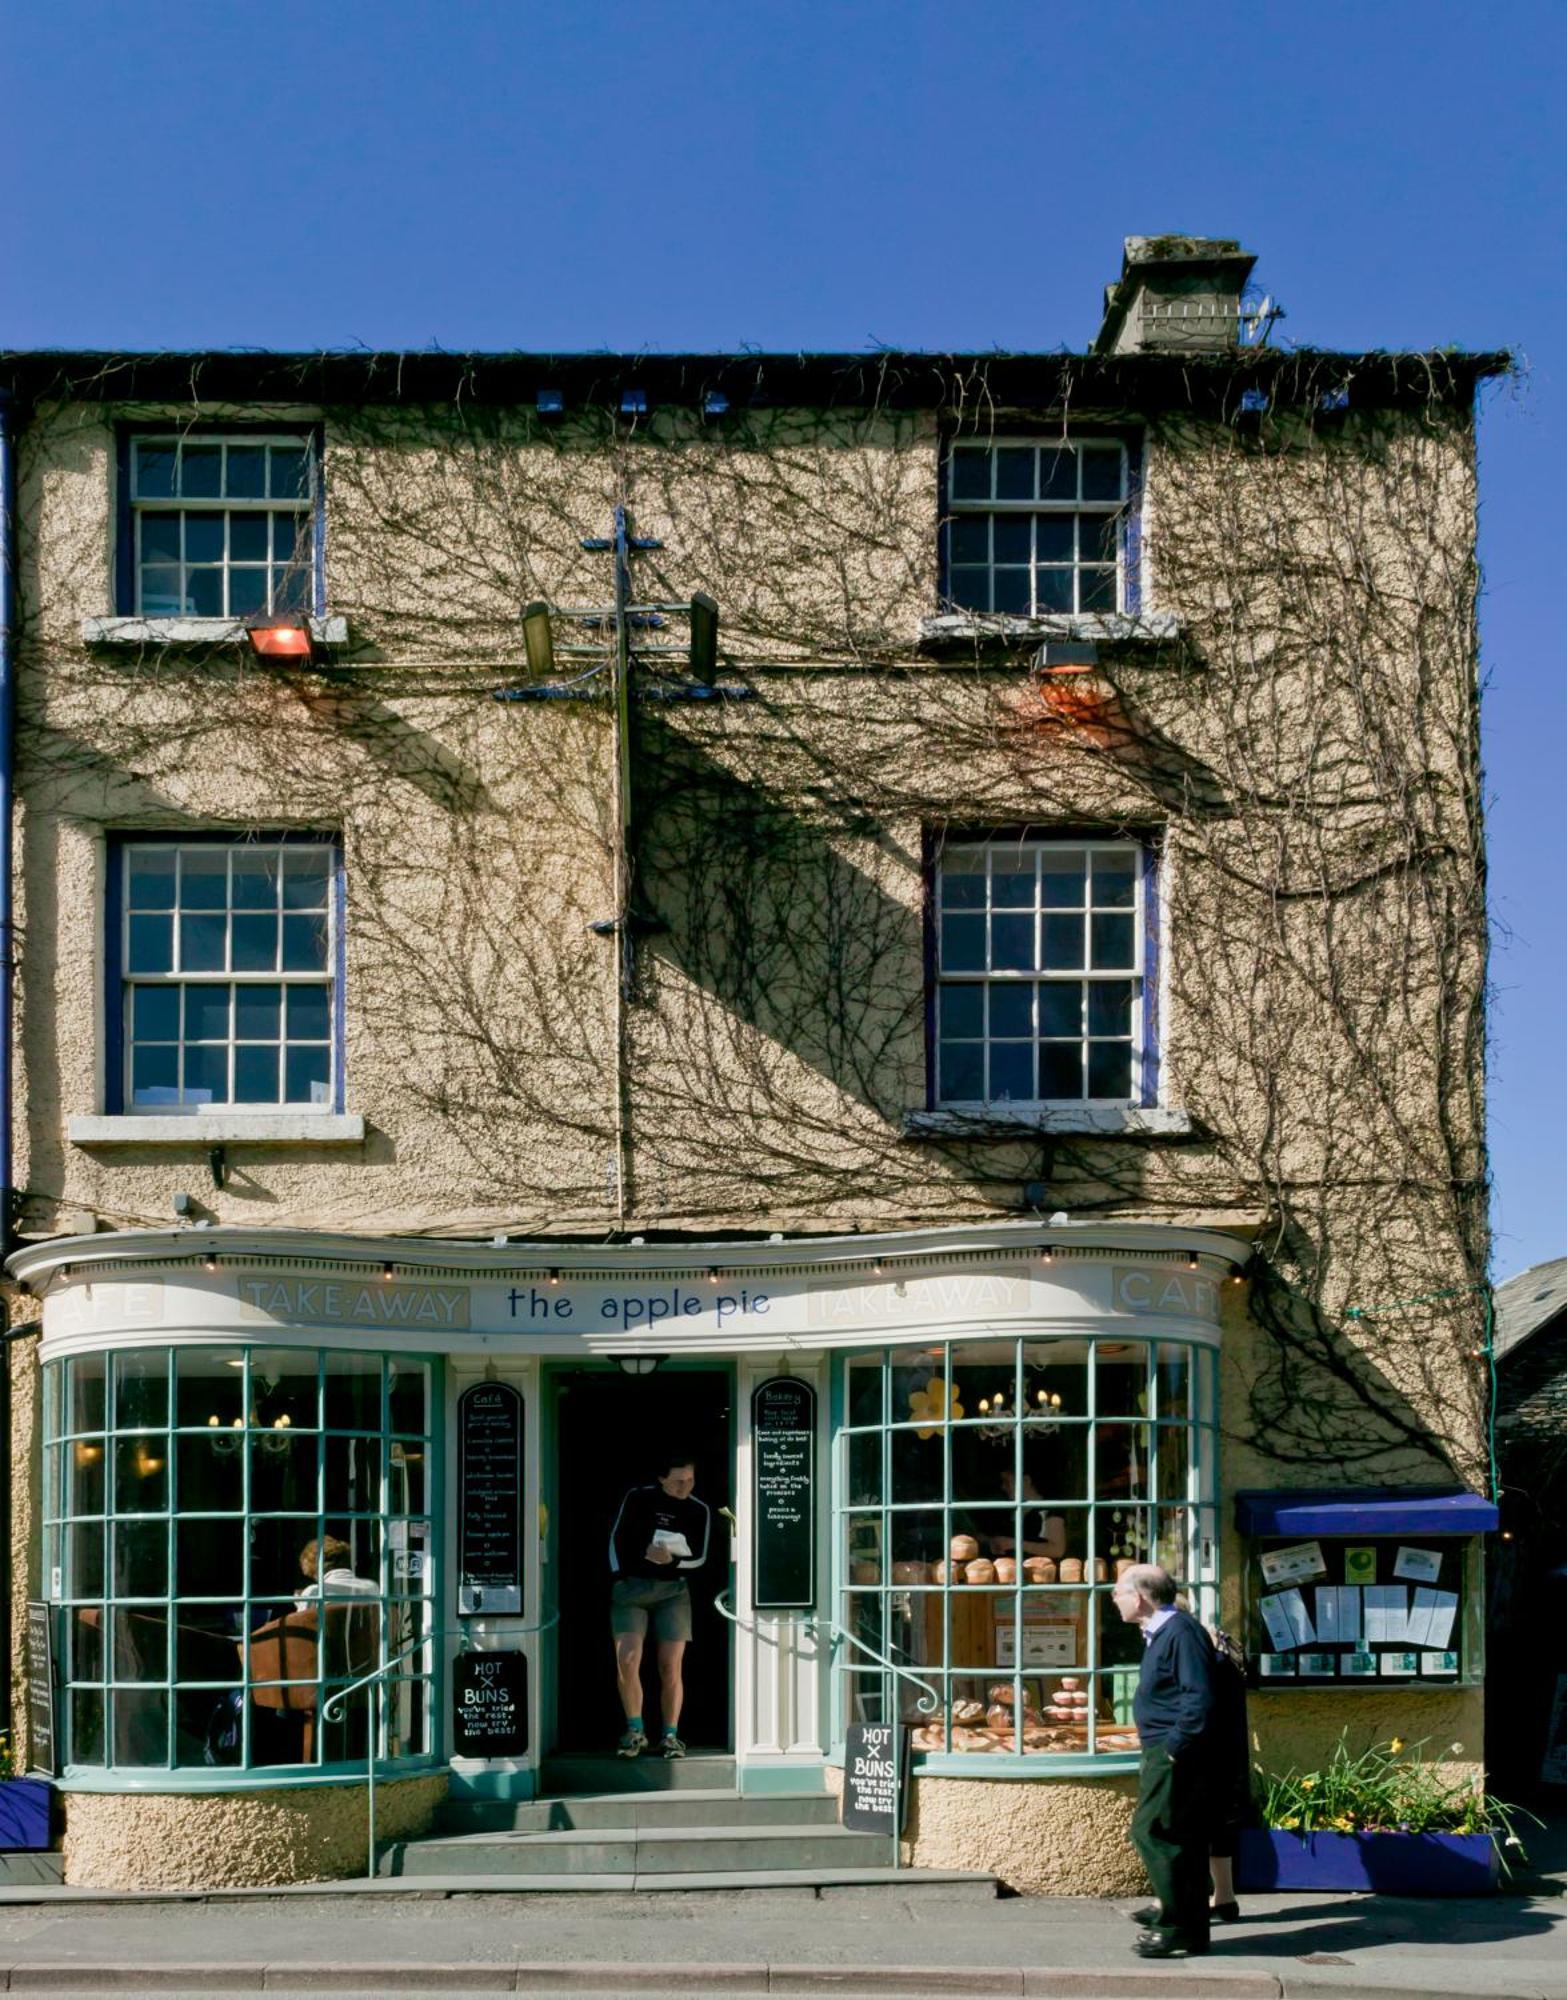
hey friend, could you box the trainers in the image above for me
[616,1726,647,1758]
[661,1732,687,1759]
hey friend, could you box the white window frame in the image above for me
[945,437,1129,618]
[129,433,317,620]
[117,838,339,1117]
[934,837,1149,1110]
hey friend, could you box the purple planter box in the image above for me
[1237,1825,1498,1896]
[0,1781,53,1853]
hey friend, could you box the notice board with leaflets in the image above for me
[1235,1488,1493,1689]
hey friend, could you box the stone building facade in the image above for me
[0,238,1507,1888]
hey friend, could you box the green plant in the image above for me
[0,1735,13,1782]
[1257,1735,1537,1865]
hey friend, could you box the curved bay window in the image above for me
[837,1335,1217,1762]
[43,1346,436,1778]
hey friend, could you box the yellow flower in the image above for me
[1389,1737,1405,1754]
[908,1376,964,1438]
[1300,1777,1316,1791]
[1279,1817,1300,1831]
[1332,1815,1357,1830]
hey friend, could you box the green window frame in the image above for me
[834,1333,1218,1768]
[42,1345,438,1779]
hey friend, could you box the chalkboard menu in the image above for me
[840,1721,909,1835]
[452,1649,529,1758]
[25,1602,55,1778]
[458,1381,524,1615]
[752,1376,816,1610]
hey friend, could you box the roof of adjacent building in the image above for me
[1495,1255,1567,1361]
[0,346,1511,413]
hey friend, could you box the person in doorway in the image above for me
[608,1451,711,1760]
[1112,1563,1218,1961]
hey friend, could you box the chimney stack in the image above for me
[1093,235,1257,355]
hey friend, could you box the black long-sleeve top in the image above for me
[1132,1607,1218,1759]
[608,1484,712,1580]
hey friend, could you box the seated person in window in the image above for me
[294,1535,379,1610]
[989,1465,1068,1562]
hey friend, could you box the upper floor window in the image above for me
[111,837,340,1114]
[944,440,1129,617]
[125,434,317,619]
[935,837,1151,1107]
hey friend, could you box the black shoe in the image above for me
[1134,1932,1209,1959]
[1212,1899,1241,1922]
[1128,1905,1162,1925]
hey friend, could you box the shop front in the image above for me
[10,1218,1252,1889]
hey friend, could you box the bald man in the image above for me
[1112,1563,1218,1960]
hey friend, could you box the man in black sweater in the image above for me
[1113,1562,1219,1959]
[608,1451,712,1759]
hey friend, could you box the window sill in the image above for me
[918,611,1182,651]
[81,614,349,648]
[903,1106,1194,1140]
[69,1112,365,1146]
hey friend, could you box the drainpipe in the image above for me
[0,384,17,1729]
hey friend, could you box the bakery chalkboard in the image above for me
[458,1381,524,1615]
[25,1602,55,1777]
[840,1721,909,1834]
[452,1649,528,1758]
[752,1376,816,1610]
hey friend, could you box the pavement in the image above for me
[0,1879,1563,2000]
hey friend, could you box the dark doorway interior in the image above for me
[551,1368,733,1753]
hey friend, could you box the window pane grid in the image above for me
[946,441,1126,616]
[936,842,1143,1105]
[122,841,335,1111]
[836,1337,1216,1761]
[45,1348,435,1774]
[132,437,314,620]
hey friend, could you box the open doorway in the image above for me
[549,1366,733,1754]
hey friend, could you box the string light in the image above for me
[381,1261,395,1282]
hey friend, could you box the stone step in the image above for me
[381,1822,894,1880]
[538,1753,737,1794]
[437,1789,839,1834]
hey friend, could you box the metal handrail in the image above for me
[323,1607,561,1880]
[713,1590,935,1871]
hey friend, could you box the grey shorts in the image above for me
[610,1576,693,1643]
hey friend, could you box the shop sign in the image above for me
[752,1376,816,1611]
[458,1381,524,1615]
[452,1650,528,1758]
[841,1721,909,1834]
[24,1603,55,1778]
[238,1276,471,1330]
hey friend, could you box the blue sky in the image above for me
[3,0,1561,1277]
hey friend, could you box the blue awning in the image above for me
[1234,1487,1498,1537]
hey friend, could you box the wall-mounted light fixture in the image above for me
[618,1355,664,1377]
[521,601,555,678]
[245,617,314,663]
[688,592,719,680]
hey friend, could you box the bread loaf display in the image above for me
[992,1556,1017,1584]
[963,1557,997,1585]
[891,1560,928,1585]
[1058,1557,1084,1582]
[1023,1557,1056,1583]
[949,1534,980,1562]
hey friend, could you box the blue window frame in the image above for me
[106,835,345,1115]
[931,834,1160,1108]
[115,426,324,618]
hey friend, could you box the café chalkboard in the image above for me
[752,1375,816,1610]
[840,1721,909,1835]
[458,1381,524,1615]
[25,1602,55,1778]
[452,1649,528,1758]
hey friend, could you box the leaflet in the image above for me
[1260,1594,1299,1652]
[1260,1541,1328,1587]
[1416,1588,1458,1651]
[1394,1546,1443,1584]
[1364,1584,1407,1645]
[1314,1585,1362,1646]
[1277,1586,1315,1647]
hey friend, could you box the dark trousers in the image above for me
[1129,1742,1212,1945]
